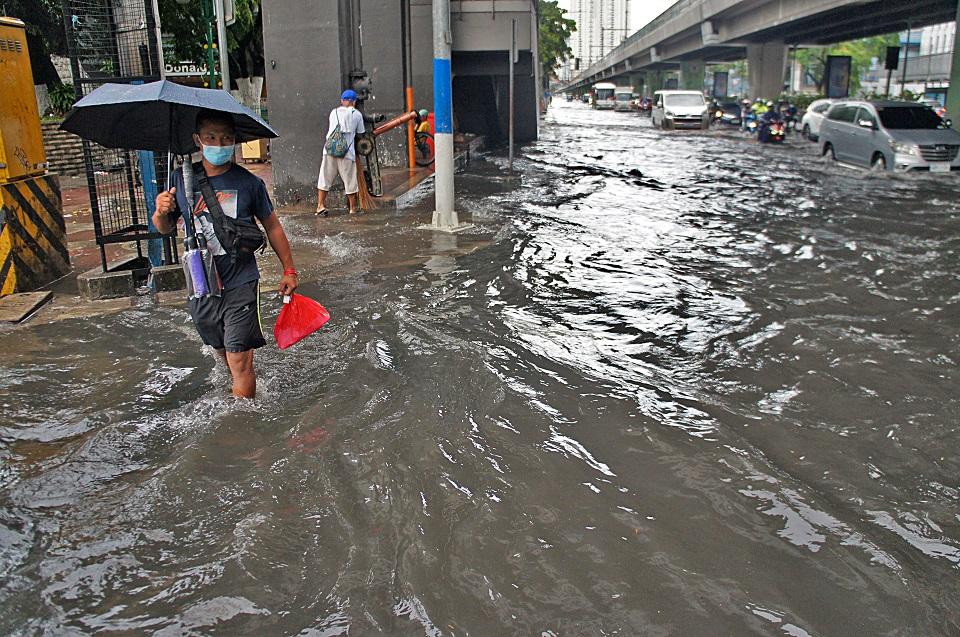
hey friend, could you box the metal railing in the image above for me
[62,0,176,272]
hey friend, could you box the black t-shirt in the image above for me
[172,164,273,290]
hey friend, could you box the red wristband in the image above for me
[283,268,298,277]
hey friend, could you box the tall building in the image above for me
[919,21,956,56]
[563,0,630,80]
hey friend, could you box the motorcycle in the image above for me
[759,119,786,144]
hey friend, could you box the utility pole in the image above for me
[901,24,911,96]
[200,0,219,88]
[430,0,459,229]
[215,0,230,91]
[509,18,516,174]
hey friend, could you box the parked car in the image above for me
[652,90,710,130]
[819,100,960,172]
[800,98,834,141]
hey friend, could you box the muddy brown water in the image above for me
[1,101,959,635]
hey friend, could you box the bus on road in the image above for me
[592,82,616,110]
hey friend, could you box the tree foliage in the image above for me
[157,0,263,85]
[1,0,66,87]
[538,0,576,78]
[795,33,900,96]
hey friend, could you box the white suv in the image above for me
[800,98,834,141]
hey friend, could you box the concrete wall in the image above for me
[359,0,408,166]
[42,123,86,177]
[262,0,345,206]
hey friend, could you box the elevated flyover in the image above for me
[562,0,959,100]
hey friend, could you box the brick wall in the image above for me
[42,122,86,177]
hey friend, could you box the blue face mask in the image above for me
[201,143,235,166]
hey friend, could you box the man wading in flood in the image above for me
[152,109,298,398]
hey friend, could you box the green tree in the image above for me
[795,33,899,96]
[538,0,576,78]
[0,0,66,88]
[157,0,262,88]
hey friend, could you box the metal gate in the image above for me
[61,0,177,272]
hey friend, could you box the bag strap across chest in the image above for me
[193,161,231,241]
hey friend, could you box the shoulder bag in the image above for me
[194,162,266,264]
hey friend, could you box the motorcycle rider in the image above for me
[784,103,799,133]
[758,101,782,143]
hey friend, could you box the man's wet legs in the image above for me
[218,349,257,398]
[316,189,328,214]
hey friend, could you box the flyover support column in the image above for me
[747,41,787,100]
[947,2,960,126]
[680,60,705,92]
[647,70,664,94]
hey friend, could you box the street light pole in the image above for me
[509,18,516,174]
[215,0,230,91]
[200,0,219,88]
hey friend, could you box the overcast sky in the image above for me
[556,0,679,33]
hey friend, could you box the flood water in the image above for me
[2,100,959,635]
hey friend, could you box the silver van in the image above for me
[819,100,960,172]
[652,90,710,130]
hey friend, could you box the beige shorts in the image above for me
[317,155,358,194]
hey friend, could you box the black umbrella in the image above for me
[61,80,278,239]
[60,80,277,155]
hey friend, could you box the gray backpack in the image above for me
[324,111,350,158]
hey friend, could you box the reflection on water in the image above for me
[1,101,959,635]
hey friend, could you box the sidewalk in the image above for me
[26,135,485,323]
[56,159,437,273]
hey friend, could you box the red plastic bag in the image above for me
[274,293,330,349]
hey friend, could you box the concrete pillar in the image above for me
[947,3,960,126]
[680,60,705,92]
[262,0,346,206]
[747,42,787,100]
[646,70,664,93]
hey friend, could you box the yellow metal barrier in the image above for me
[0,17,47,182]
[0,175,70,296]
[0,16,71,297]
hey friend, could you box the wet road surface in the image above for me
[1,100,959,635]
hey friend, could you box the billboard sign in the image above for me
[825,55,852,98]
[712,71,728,98]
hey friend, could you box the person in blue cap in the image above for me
[316,89,366,216]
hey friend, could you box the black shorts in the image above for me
[188,280,266,353]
